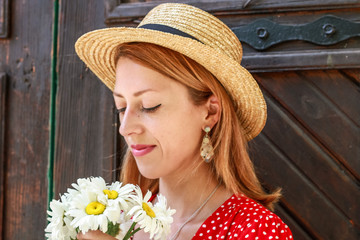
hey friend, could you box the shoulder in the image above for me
[193,195,293,240]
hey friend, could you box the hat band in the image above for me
[139,24,202,43]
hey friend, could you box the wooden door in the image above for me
[0,0,359,240]
[0,0,53,239]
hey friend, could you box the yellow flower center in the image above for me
[103,189,118,199]
[85,201,105,215]
[142,202,156,218]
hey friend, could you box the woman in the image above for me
[75,3,293,240]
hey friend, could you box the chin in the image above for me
[138,169,161,180]
[136,162,162,179]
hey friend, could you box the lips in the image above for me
[130,144,156,157]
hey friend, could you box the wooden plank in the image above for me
[243,49,360,72]
[256,71,360,179]
[274,205,314,240]
[0,72,6,240]
[105,0,360,23]
[0,0,53,239]
[0,0,9,38]
[55,0,118,195]
[303,70,360,127]
[252,131,360,239]
[256,89,360,225]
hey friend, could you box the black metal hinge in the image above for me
[232,15,360,51]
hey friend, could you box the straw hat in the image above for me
[75,3,266,140]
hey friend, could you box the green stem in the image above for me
[131,227,141,236]
[123,222,137,240]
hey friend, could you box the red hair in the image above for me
[115,42,281,210]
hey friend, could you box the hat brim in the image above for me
[75,27,266,140]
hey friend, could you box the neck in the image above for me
[158,161,220,219]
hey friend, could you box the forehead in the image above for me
[114,57,187,98]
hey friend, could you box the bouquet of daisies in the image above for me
[45,177,175,240]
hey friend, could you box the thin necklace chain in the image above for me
[169,182,221,240]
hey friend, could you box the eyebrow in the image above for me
[113,88,157,98]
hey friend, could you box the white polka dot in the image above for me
[199,233,203,236]
[234,234,238,237]
[202,224,206,228]
[263,231,267,235]
[252,229,255,233]
[245,234,249,238]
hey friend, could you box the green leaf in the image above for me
[106,222,121,237]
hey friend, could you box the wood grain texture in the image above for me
[0,0,53,239]
[0,72,6,240]
[105,0,360,23]
[256,71,360,179]
[0,0,9,38]
[250,70,360,239]
[54,0,118,196]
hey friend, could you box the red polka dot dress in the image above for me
[193,195,293,239]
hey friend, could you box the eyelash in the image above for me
[116,104,161,114]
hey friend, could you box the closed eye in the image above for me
[115,107,126,114]
[141,104,161,113]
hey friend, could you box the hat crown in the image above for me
[138,3,243,64]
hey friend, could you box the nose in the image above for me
[119,108,142,136]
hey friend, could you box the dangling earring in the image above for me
[200,126,214,163]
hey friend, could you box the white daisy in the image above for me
[45,196,76,240]
[152,194,176,240]
[105,181,136,211]
[67,189,121,234]
[127,186,176,240]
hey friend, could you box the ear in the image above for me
[203,94,221,129]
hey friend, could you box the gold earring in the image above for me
[200,126,214,163]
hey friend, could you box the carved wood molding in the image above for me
[0,0,10,38]
[0,72,7,238]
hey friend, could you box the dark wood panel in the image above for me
[341,69,360,85]
[261,90,359,224]
[0,0,9,38]
[105,0,360,23]
[252,131,359,239]
[302,70,360,126]
[256,71,360,180]
[54,0,118,195]
[0,0,53,239]
[274,205,314,240]
[0,72,6,239]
